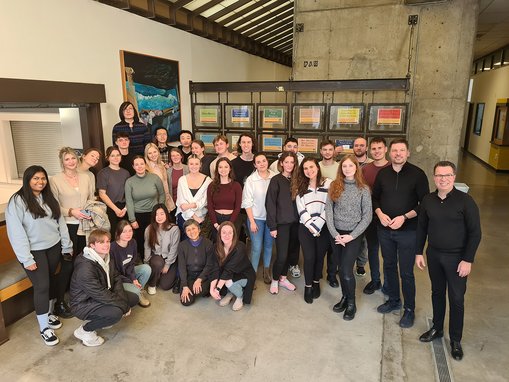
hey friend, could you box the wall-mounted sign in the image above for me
[297,137,319,153]
[231,107,250,123]
[199,108,218,124]
[377,108,402,125]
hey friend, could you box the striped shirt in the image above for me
[295,178,332,236]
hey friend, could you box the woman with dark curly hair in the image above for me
[292,157,332,304]
[6,165,73,346]
[207,157,242,242]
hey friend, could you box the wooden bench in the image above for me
[0,222,33,345]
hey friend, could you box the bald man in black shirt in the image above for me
[416,161,481,361]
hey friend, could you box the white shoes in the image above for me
[232,297,244,311]
[147,286,157,295]
[289,265,301,278]
[219,292,234,307]
[138,290,151,307]
[74,325,104,347]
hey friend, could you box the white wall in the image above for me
[0,0,291,147]
[467,66,509,163]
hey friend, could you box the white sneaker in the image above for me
[289,265,301,278]
[232,297,244,311]
[40,327,59,346]
[74,325,104,347]
[48,314,62,330]
[219,292,234,307]
[147,286,157,295]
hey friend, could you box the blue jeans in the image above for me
[247,219,273,271]
[377,227,416,311]
[122,264,151,296]
[226,279,247,298]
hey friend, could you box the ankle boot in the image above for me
[343,300,356,321]
[263,268,271,284]
[312,282,320,299]
[304,286,313,304]
[333,296,347,313]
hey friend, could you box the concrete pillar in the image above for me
[293,0,478,175]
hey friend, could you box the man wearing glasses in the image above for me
[415,161,481,361]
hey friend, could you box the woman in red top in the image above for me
[207,158,242,242]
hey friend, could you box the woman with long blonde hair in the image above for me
[145,143,175,212]
[325,154,372,321]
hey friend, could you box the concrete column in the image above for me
[293,0,478,175]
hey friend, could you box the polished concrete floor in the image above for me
[1,152,507,381]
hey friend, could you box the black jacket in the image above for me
[265,173,298,230]
[177,238,216,288]
[70,252,130,320]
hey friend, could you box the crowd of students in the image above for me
[5,102,481,360]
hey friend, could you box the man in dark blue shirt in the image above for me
[415,161,481,361]
[372,138,429,329]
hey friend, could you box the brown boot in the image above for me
[138,290,151,308]
[263,268,271,284]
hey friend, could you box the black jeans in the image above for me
[299,224,329,285]
[83,292,138,331]
[427,248,468,342]
[330,231,364,301]
[56,224,86,303]
[23,242,61,314]
[180,271,211,307]
[148,256,178,290]
[365,220,381,283]
[272,222,299,280]
[106,202,126,238]
[134,211,152,256]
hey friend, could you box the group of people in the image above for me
[6,102,481,360]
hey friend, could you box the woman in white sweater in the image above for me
[292,157,332,304]
[241,153,276,284]
[175,155,212,238]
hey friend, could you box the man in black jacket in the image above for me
[372,138,429,329]
[70,229,138,347]
[415,161,481,361]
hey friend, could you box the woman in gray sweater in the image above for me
[325,154,372,321]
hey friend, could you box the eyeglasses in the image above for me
[433,174,455,179]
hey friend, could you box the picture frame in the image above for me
[192,103,222,129]
[328,104,365,132]
[257,104,289,130]
[474,103,485,136]
[225,104,254,129]
[292,104,326,131]
[194,132,217,154]
[120,50,181,141]
[296,137,319,154]
[367,103,408,133]
[329,136,356,155]
[260,134,286,153]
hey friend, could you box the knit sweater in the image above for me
[296,178,332,235]
[143,225,180,266]
[325,179,372,239]
[176,175,212,219]
[124,173,165,222]
[241,170,276,220]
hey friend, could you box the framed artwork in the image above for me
[329,104,365,131]
[329,137,355,154]
[257,104,289,130]
[296,137,319,154]
[367,104,408,133]
[193,103,222,129]
[474,103,485,136]
[292,104,326,130]
[260,134,286,153]
[120,50,181,141]
[226,132,242,152]
[225,104,254,129]
[194,132,217,154]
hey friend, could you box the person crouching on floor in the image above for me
[70,229,138,346]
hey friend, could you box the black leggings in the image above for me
[23,242,61,315]
[330,232,364,301]
[56,224,86,303]
[106,202,126,237]
[83,292,138,331]
[299,224,330,285]
[272,222,299,280]
[134,211,152,255]
[148,256,178,290]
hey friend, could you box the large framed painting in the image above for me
[120,50,182,142]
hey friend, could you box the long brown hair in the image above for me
[210,157,236,194]
[215,221,238,266]
[329,154,367,200]
[291,157,325,200]
[147,204,175,249]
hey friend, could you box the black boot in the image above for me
[312,282,320,299]
[304,286,313,304]
[54,301,74,319]
[333,296,347,313]
[343,300,356,321]
[172,278,181,294]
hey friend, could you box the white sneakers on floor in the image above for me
[289,265,301,278]
[74,325,104,347]
[147,286,157,295]
[219,292,234,307]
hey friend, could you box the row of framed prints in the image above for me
[194,132,406,155]
[192,103,408,133]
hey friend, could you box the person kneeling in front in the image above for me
[70,229,138,346]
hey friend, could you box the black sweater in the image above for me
[177,238,216,287]
[372,162,429,231]
[416,187,481,262]
[265,173,298,230]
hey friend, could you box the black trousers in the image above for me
[134,211,152,256]
[83,292,138,331]
[56,224,86,303]
[210,212,242,243]
[180,271,211,306]
[427,248,468,342]
[299,225,329,285]
[23,242,61,315]
[272,222,299,280]
[106,202,126,238]
[148,256,178,290]
[330,232,364,301]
